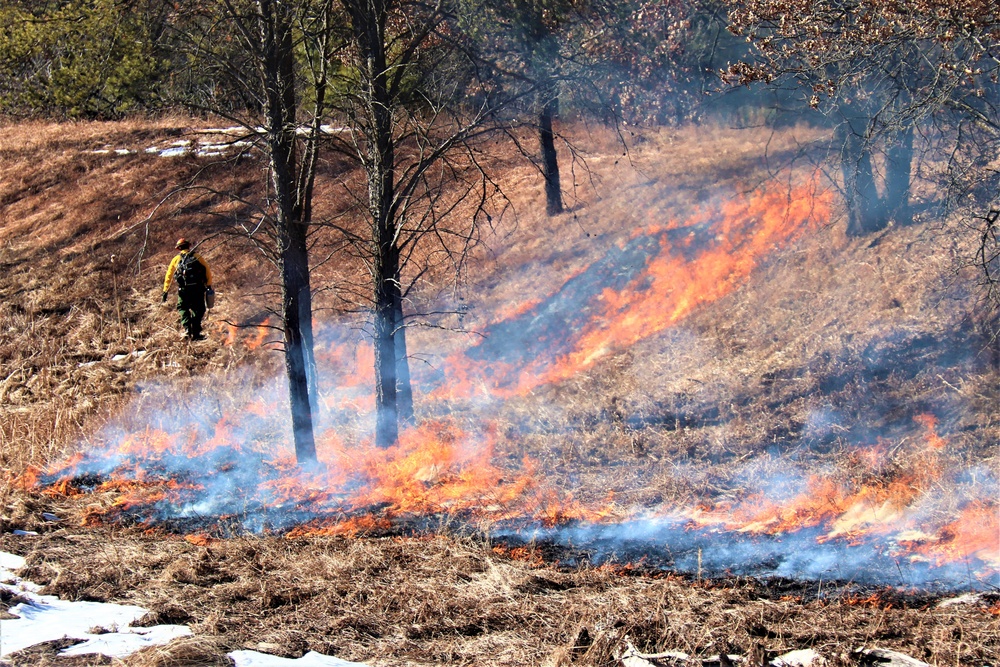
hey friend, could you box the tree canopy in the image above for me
[0,0,171,118]
[725,0,1000,230]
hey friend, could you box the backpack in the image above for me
[176,252,207,290]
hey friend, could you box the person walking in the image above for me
[162,238,213,341]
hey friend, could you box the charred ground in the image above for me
[3,527,999,667]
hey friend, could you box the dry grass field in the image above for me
[1,116,998,666]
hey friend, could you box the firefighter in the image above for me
[162,238,213,341]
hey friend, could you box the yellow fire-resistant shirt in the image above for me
[163,251,213,293]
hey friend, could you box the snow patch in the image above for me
[60,624,193,658]
[3,593,170,657]
[936,592,985,607]
[0,550,188,659]
[230,650,370,667]
[0,552,370,666]
[0,551,26,573]
[771,648,826,666]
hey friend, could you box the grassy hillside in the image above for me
[1,117,998,666]
[0,118,275,470]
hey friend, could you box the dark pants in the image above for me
[177,287,206,339]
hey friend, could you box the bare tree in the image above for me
[725,0,1000,236]
[170,0,339,463]
[316,0,538,448]
[463,0,622,218]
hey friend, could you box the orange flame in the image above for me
[286,514,393,538]
[434,178,833,400]
[914,413,946,450]
[245,321,273,350]
[908,502,1000,569]
[683,415,951,543]
[185,533,216,547]
[27,177,998,585]
[491,544,545,566]
[220,323,238,347]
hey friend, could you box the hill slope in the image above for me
[0,116,998,665]
[2,115,997,541]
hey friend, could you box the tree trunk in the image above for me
[280,232,317,463]
[374,261,400,449]
[302,305,320,422]
[260,0,316,462]
[539,94,563,216]
[371,135,400,449]
[348,0,401,448]
[838,121,886,236]
[884,122,914,226]
[393,286,414,425]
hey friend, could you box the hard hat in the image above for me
[175,238,190,249]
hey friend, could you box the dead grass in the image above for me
[0,116,291,478]
[403,121,999,521]
[448,123,829,336]
[1,116,998,665]
[114,637,232,667]
[1,527,997,667]
[481,212,1000,513]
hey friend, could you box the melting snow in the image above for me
[79,350,147,367]
[201,126,246,134]
[0,549,189,658]
[0,551,370,666]
[0,551,27,574]
[771,649,826,666]
[936,592,986,607]
[230,650,370,667]
[158,147,189,158]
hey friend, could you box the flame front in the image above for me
[24,177,999,590]
[39,418,610,536]
[670,414,998,583]
[435,178,832,398]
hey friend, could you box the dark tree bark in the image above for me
[328,0,536,448]
[373,273,400,449]
[259,0,316,461]
[278,230,317,462]
[393,287,414,425]
[173,0,340,462]
[346,0,402,449]
[884,122,914,226]
[838,120,886,236]
[539,94,563,216]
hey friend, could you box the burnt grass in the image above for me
[2,525,999,667]
[2,119,999,665]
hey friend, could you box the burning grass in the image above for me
[2,116,999,664]
[0,117,289,481]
